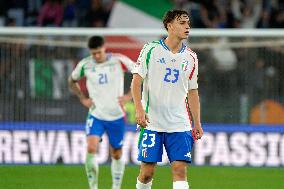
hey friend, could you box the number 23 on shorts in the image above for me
[141,133,156,148]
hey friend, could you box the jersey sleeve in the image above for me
[114,53,135,72]
[71,60,85,81]
[132,44,149,79]
[188,56,198,90]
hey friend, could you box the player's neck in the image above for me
[94,55,107,64]
[96,59,106,64]
[164,36,183,54]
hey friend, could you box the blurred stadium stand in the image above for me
[0,0,283,28]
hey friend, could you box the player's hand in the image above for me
[193,123,203,140]
[80,98,93,108]
[136,108,149,128]
[118,94,132,106]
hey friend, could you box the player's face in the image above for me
[168,14,190,39]
[90,46,106,63]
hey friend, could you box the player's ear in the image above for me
[167,22,172,31]
[101,46,106,53]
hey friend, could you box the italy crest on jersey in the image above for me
[142,148,148,158]
[182,60,189,71]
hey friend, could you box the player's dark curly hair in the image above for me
[163,10,189,31]
[88,36,104,49]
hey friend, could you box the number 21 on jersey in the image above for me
[98,73,108,84]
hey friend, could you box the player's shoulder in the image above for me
[110,52,127,59]
[149,40,160,45]
[108,53,132,63]
[79,56,92,65]
[185,47,197,55]
[138,40,161,61]
[143,40,161,49]
[139,40,161,56]
[185,47,198,63]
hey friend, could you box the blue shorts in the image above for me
[85,114,125,149]
[138,129,195,163]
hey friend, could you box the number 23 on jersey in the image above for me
[164,67,179,83]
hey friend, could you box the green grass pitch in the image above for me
[0,165,283,189]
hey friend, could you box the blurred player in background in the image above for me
[68,36,134,189]
[131,10,204,189]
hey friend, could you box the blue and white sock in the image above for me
[85,153,99,189]
[111,158,125,189]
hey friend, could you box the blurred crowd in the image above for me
[0,0,283,28]
[0,0,115,27]
[174,0,284,28]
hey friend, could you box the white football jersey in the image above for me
[71,53,134,121]
[132,39,198,132]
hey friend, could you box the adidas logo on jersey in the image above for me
[157,58,166,64]
[184,152,191,158]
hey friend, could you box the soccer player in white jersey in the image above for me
[68,36,134,189]
[131,10,204,189]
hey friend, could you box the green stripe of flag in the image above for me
[121,0,174,20]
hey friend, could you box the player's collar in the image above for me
[159,38,186,53]
[92,53,111,64]
[92,58,97,64]
[160,38,170,51]
[106,53,112,61]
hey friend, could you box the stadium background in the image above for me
[0,0,284,189]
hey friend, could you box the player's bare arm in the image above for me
[187,89,203,139]
[131,73,149,128]
[68,76,93,108]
